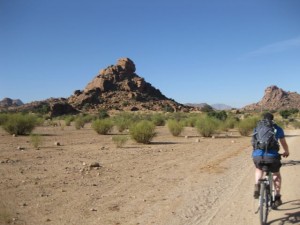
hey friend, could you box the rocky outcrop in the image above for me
[1,98,78,117]
[243,85,300,111]
[68,58,192,112]
[0,98,24,107]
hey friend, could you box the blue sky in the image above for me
[1,0,300,108]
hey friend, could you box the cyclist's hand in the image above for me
[282,152,289,158]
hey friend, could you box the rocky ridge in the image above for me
[243,85,300,111]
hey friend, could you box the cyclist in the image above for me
[252,112,289,207]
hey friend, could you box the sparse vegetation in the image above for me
[0,113,8,126]
[92,119,114,135]
[167,119,184,136]
[129,120,156,144]
[30,133,43,149]
[151,113,166,126]
[279,109,299,119]
[74,116,86,130]
[64,115,74,126]
[1,113,39,135]
[237,116,258,136]
[196,116,219,137]
[112,135,129,148]
[292,120,300,129]
[113,112,136,132]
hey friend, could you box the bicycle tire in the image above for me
[259,182,269,225]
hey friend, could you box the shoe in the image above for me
[274,195,282,207]
[254,184,260,199]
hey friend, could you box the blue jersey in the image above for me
[252,124,284,157]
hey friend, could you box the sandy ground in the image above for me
[0,123,299,225]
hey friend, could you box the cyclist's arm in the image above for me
[279,137,289,157]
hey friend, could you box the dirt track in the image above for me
[1,124,299,225]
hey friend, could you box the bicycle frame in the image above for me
[257,170,275,225]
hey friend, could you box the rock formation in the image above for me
[68,58,191,112]
[243,85,300,111]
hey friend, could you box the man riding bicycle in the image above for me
[252,112,289,207]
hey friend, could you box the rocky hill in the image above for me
[243,85,300,111]
[68,58,192,112]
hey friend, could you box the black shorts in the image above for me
[253,156,282,173]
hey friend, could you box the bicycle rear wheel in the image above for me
[259,182,269,225]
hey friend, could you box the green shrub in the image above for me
[92,119,114,135]
[2,113,38,135]
[98,109,109,119]
[129,120,156,144]
[64,116,74,126]
[112,135,129,148]
[113,112,136,132]
[167,119,184,136]
[196,116,219,137]
[219,116,238,131]
[0,113,8,126]
[74,117,86,130]
[30,133,43,149]
[151,113,166,126]
[183,115,198,127]
[237,117,258,136]
[292,120,300,129]
[208,110,227,121]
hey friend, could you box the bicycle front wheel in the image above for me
[259,183,269,225]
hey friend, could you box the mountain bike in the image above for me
[257,164,275,225]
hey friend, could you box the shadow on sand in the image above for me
[267,199,300,224]
[281,160,300,167]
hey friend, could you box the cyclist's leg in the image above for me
[271,158,283,207]
[273,172,281,195]
[253,157,264,198]
[253,157,264,183]
[255,168,263,184]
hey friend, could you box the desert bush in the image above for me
[196,116,220,137]
[0,113,8,126]
[219,116,238,131]
[113,112,137,132]
[74,117,86,130]
[98,109,109,119]
[208,110,227,121]
[2,113,38,135]
[292,120,300,129]
[151,113,166,126]
[167,119,184,136]
[112,135,129,148]
[183,114,199,127]
[237,116,258,136]
[30,133,43,149]
[129,120,156,144]
[92,119,114,135]
[64,115,74,126]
